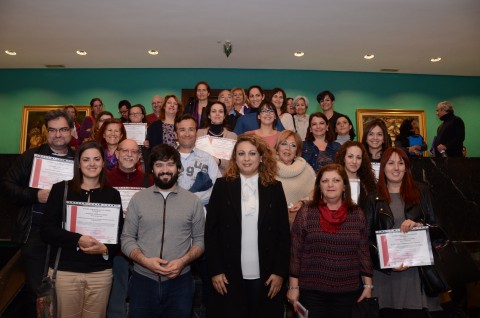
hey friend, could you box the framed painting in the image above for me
[356,109,427,143]
[20,105,90,153]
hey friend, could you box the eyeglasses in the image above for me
[119,110,128,114]
[279,141,297,148]
[117,149,140,155]
[129,112,143,117]
[260,109,275,114]
[47,127,70,134]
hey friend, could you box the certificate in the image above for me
[371,162,380,181]
[375,226,434,269]
[296,301,309,318]
[29,154,74,189]
[114,187,144,216]
[349,179,360,204]
[65,201,121,244]
[195,135,236,160]
[124,123,147,145]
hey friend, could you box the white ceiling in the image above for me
[1,0,480,76]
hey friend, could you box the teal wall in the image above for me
[1,68,479,156]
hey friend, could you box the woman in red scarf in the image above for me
[287,163,373,318]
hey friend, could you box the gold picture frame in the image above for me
[20,105,90,153]
[356,109,427,143]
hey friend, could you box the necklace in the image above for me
[208,128,224,137]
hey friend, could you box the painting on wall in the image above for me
[356,109,427,143]
[20,105,90,153]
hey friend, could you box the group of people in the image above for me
[2,82,466,318]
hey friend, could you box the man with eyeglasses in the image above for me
[118,99,132,123]
[2,109,75,317]
[106,139,153,317]
[147,95,163,125]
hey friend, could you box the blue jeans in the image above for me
[107,254,131,318]
[128,270,194,318]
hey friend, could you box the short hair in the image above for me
[195,81,211,96]
[275,130,303,157]
[256,100,279,129]
[335,115,356,140]
[96,118,127,150]
[231,87,247,103]
[70,141,107,194]
[316,90,335,104]
[202,101,228,128]
[304,112,335,142]
[293,96,310,110]
[159,95,183,122]
[437,101,453,113]
[361,118,392,153]
[44,109,74,129]
[129,104,147,123]
[225,134,277,187]
[310,163,355,210]
[175,114,197,131]
[118,100,132,110]
[149,144,182,172]
[90,97,103,108]
[270,88,287,114]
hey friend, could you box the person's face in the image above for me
[235,141,261,178]
[209,104,225,125]
[366,125,384,151]
[249,88,264,109]
[258,105,276,126]
[164,97,179,116]
[295,99,307,115]
[218,91,233,112]
[196,84,210,101]
[79,148,104,179]
[436,104,447,119]
[277,135,298,165]
[176,119,197,149]
[286,99,295,114]
[153,159,179,190]
[320,170,345,203]
[309,116,328,139]
[271,92,284,110]
[65,108,76,120]
[97,114,113,129]
[129,106,144,123]
[320,95,333,112]
[119,105,129,120]
[152,96,163,113]
[344,146,363,175]
[46,117,72,151]
[103,123,123,146]
[92,100,103,116]
[232,90,245,106]
[116,140,140,172]
[336,117,351,136]
[384,152,406,185]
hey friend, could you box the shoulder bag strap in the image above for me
[51,181,68,280]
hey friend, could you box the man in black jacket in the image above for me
[433,101,465,157]
[2,109,75,316]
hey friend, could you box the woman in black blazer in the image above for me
[205,134,291,318]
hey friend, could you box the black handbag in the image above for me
[351,297,380,318]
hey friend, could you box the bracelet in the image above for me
[288,286,299,290]
[363,284,374,289]
[102,248,109,261]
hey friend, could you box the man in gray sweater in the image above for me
[121,144,205,318]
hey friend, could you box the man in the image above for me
[121,144,205,318]
[118,99,131,123]
[2,109,75,316]
[218,89,241,130]
[316,90,346,130]
[175,114,221,206]
[433,101,465,157]
[106,139,153,318]
[146,95,163,125]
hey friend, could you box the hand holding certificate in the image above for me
[195,135,236,160]
[29,154,74,189]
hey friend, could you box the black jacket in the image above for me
[434,112,465,157]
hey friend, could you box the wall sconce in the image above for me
[223,41,232,58]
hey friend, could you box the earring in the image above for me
[343,191,346,199]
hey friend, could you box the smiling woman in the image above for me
[96,119,127,170]
[245,100,280,149]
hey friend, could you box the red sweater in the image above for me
[106,166,153,188]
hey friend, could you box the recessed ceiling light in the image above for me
[364,54,375,60]
[148,50,159,55]
[294,51,305,57]
[430,57,442,63]
[76,50,87,56]
[5,50,17,56]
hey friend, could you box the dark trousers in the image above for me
[380,308,428,318]
[244,278,263,318]
[300,288,358,318]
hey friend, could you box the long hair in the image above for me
[361,118,392,155]
[201,101,228,129]
[90,97,103,108]
[304,112,335,142]
[377,147,420,204]
[310,163,355,210]
[275,130,303,157]
[225,134,277,187]
[256,100,279,129]
[83,111,113,142]
[270,88,287,115]
[96,119,127,150]
[160,95,183,122]
[335,115,356,140]
[70,141,107,194]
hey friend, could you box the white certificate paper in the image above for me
[29,154,74,189]
[114,187,144,216]
[124,123,147,145]
[375,226,434,269]
[349,179,360,204]
[195,135,236,160]
[371,162,380,181]
[296,301,309,318]
[65,201,121,244]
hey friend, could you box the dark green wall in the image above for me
[1,68,479,155]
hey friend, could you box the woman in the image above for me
[334,115,356,145]
[79,97,104,144]
[316,90,344,130]
[145,94,182,148]
[41,141,122,317]
[271,88,295,131]
[233,85,270,135]
[184,81,212,128]
[205,134,290,318]
[302,112,340,172]
[335,141,376,208]
[286,97,295,115]
[246,100,280,149]
[231,87,249,115]
[293,96,310,140]
[197,101,237,175]
[83,111,114,143]
[97,118,126,169]
[363,147,440,317]
[361,119,392,179]
[287,164,373,318]
[395,118,427,157]
[128,104,147,124]
[274,130,316,226]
